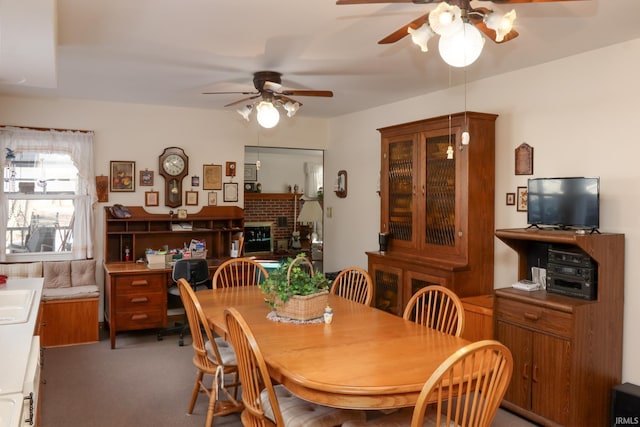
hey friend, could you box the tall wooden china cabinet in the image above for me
[103,206,244,348]
[367,112,497,315]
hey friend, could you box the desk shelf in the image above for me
[104,206,244,263]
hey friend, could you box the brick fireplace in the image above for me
[244,193,302,253]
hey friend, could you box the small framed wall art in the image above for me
[140,169,154,186]
[208,192,217,206]
[226,161,237,177]
[203,164,222,190]
[515,143,534,175]
[244,163,258,182]
[185,190,199,206]
[224,182,238,202]
[145,191,159,207]
[110,161,135,192]
[517,186,528,212]
[506,192,515,206]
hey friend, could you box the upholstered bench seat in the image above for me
[0,259,100,347]
[42,285,100,300]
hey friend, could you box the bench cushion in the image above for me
[71,259,96,287]
[42,285,100,301]
[43,260,72,288]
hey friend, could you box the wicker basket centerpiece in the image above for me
[259,253,329,321]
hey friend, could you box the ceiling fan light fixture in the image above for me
[486,9,516,43]
[256,100,280,128]
[438,22,485,68]
[237,105,253,121]
[428,2,462,37]
[408,23,435,52]
[284,100,301,118]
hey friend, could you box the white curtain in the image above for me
[304,162,323,198]
[0,126,97,260]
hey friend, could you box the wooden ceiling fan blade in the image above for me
[202,90,258,95]
[224,95,261,108]
[337,0,419,4]
[488,0,581,3]
[378,13,429,44]
[280,90,334,97]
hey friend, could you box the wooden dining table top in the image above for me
[196,286,470,410]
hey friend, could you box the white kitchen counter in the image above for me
[0,278,43,396]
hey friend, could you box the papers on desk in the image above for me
[171,222,192,231]
[512,280,541,291]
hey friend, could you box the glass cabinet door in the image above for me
[424,132,456,247]
[383,135,418,251]
[421,128,464,259]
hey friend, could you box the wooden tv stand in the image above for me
[494,228,624,426]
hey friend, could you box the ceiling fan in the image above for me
[203,71,333,128]
[337,0,579,67]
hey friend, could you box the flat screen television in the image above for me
[527,177,600,230]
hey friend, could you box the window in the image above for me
[5,152,77,257]
[1,126,97,261]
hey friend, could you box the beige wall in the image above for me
[0,95,328,318]
[325,38,640,385]
[2,37,639,385]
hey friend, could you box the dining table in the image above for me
[196,286,470,410]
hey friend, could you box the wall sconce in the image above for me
[335,170,347,198]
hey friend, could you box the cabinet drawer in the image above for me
[115,292,165,311]
[496,297,573,338]
[114,274,166,294]
[115,309,165,330]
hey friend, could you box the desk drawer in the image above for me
[115,292,165,311]
[496,297,573,338]
[114,274,166,294]
[115,308,165,330]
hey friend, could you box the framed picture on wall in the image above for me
[224,182,238,202]
[203,164,222,190]
[145,191,159,207]
[244,163,258,182]
[208,192,217,206]
[185,190,199,206]
[110,161,135,192]
[140,169,154,186]
[517,186,528,212]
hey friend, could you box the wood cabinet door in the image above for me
[496,321,532,409]
[404,270,449,312]
[369,262,404,316]
[531,332,571,425]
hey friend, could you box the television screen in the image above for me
[527,177,600,229]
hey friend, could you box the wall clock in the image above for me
[226,161,236,177]
[158,147,189,208]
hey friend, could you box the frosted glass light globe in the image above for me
[438,22,485,67]
[256,101,280,128]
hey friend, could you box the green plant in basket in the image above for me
[259,253,329,309]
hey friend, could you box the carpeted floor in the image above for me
[40,327,538,426]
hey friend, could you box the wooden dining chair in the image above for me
[343,340,514,427]
[403,285,465,337]
[224,307,367,427]
[212,257,269,289]
[177,279,243,427]
[329,266,373,306]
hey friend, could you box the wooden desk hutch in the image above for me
[367,112,497,315]
[494,228,624,427]
[102,206,244,348]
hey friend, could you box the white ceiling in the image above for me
[1,0,639,118]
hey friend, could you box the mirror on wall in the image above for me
[244,146,323,197]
